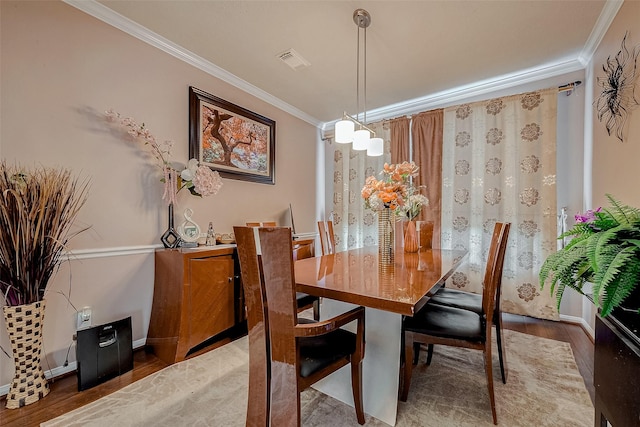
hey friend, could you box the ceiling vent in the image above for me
[277,49,310,70]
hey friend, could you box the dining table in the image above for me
[294,246,467,426]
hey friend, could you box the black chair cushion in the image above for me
[297,319,356,378]
[404,303,485,342]
[296,292,318,308]
[429,288,482,314]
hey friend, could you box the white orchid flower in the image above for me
[180,158,200,181]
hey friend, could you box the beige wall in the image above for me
[590,1,640,208]
[0,1,319,387]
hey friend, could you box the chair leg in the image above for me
[426,344,434,365]
[350,358,365,425]
[400,332,414,402]
[483,346,498,425]
[495,313,507,384]
[412,342,421,365]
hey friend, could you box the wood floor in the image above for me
[0,313,594,427]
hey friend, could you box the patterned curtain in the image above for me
[332,121,391,251]
[441,88,559,320]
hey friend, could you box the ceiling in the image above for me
[86,1,611,127]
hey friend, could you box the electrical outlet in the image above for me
[76,306,92,330]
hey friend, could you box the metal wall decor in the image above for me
[595,32,640,142]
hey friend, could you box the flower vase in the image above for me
[160,203,181,248]
[3,300,50,408]
[403,220,419,253]
[378,207,395,264]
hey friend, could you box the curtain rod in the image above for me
[558,80,581,94]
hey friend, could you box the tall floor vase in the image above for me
[3,300,50,409]
[378,207,395,264]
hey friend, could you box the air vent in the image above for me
[277,49,310,70]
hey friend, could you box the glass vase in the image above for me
[378,207,395,264]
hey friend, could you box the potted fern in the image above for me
[540,194,640,318]
[0,162,89,408]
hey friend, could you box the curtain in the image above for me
[412,110,443,247]
[390,117,410,163]
[441,88,559,320]
[332,121,391,251]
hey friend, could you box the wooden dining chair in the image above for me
[234,226,272,426]
[317,220,336,255]
[292,238,320,321]
[424,222,511,383]
[243,226,366,427]
[399,222,510,425]
[246,221,277,227]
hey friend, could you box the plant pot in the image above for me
[2,300,50,408]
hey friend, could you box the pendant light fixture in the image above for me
[335,9,383,157]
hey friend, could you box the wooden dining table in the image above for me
[294,247,467,426]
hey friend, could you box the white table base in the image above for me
[312,299,402,426]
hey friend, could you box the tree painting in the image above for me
[201,104,269,174]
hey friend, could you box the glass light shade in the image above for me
[335,120,355,143]
[352,129,371,150]
[367,137,384,156]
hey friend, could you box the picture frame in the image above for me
[189,86,276,184]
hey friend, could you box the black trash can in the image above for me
[76,316,133,391]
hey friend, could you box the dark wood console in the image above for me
[146,247,245,364]
[594,310,640,427]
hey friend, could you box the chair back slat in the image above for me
[481,222,510,319]
[317,220,336,255]
[233,226,271,426]
[257,227,302,426]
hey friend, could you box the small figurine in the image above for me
[206,221,216,246]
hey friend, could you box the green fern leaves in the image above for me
[540,194,640,317]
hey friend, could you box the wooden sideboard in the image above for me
[146,247,245,364]
[594,311,640,427]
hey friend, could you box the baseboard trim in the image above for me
[560,313,595,341]
[0,338,146,397]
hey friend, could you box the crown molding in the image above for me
[578,0,624,66]
[63,0,322,128]
[323,57,585,134]
[64,0,618,136]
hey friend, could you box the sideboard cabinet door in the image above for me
[187,255,235,350]
[147,247,239,364]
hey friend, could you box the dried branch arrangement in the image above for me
[0,162,89,306]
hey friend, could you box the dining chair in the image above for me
[292,238,320,321]
[399,222,510,425]
[317,220,336,255]
[419,222,511,383]
[235,226,366,426]
[246,221,277,227]
[234,226,271,426]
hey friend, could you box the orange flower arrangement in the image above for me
[361,161,419,211]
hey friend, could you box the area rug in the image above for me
[41,330,593,426]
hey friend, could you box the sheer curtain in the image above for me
[332,121,391,251]
[441,88,559,319]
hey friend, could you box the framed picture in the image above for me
[189,86,276,184]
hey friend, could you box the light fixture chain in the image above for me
[356,21,360,126]
[363,24,367,126]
